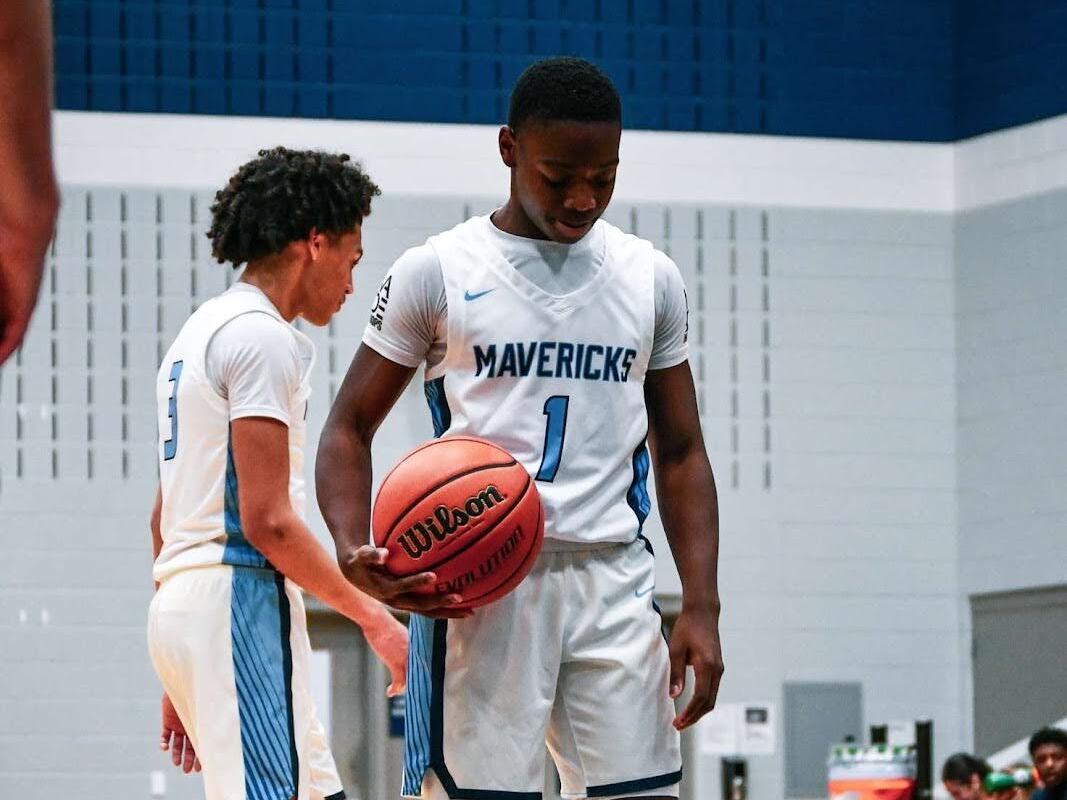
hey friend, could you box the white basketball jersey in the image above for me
[153,286,313,582]
[425,216,655,545]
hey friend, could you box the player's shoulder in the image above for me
[391,240,442,281]
[425,214,494,256]
[595,219,678,278]
[209,310,304,370]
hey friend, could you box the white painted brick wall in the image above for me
[25,108,1067,798]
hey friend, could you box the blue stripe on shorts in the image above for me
[231,568,299,800]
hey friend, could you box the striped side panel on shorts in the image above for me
[402,613,435,796]
[231,568,299,800]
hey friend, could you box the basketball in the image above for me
[372,436,545,609]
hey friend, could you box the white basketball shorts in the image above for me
[402,537,681,800]
[148,565,344,800]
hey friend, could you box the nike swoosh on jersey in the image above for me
[464,288,495,301]
[635,584,655,598]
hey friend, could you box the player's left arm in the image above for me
[0,0,61,364]
[645,362,724,730]
[149,485,201,773]
[151,486,163,566]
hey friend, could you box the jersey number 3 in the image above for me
[535,395,569,482]
[163,360,184,461]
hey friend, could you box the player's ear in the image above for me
[307,227,324,261]
[498,125,517,168]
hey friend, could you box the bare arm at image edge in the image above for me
[0,0,60,364]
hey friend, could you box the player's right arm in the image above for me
[316,345,469,618]
[317,246,468,617]
[230,414,410,692]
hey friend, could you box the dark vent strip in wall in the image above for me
[728,209,739,490]
[760,210,771,490]
[86,192,95,479]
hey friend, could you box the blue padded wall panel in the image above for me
[194,46,227,81]
[55,38,87,76]
[52,0,1067,141]
[90,77,122,111]
[125,78,156,111]
[88,3,120,38]
[193,81,227,116]
[954,0,1067,139]
[297,51,329,84]
[57,76,88,110]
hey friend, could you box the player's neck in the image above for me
[492,201,548,241]
[239,257,302,322]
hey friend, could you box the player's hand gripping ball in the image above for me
[372,436,545,610]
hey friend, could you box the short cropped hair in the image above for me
[1030,727,1067,755]
[942,753,991,783]
[507,57,622,131]
[207,146,380,266]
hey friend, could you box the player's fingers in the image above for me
[160,728,172,751]
[386,679,405,697]
[377,571,437,597]
[707,657,725,710]
[391,592,465,613]
[182,737,197,773]
[171,735,184,767]
[675,660,716,729]
[194,756,202,772]
[352,545,389,566]
[668,642,687,699]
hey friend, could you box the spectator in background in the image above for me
[985,763,1037,800]
[1031,728,1067,800]
[0,1,60,365]
[943,752,993,800]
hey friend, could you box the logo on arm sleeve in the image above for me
[369,275,392,331]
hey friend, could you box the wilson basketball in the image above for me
[372,436,544,609]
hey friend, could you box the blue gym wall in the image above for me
[50,0,977,142]
[953,0,1067,139]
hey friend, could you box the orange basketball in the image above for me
[372,436,544,610]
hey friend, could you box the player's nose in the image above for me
[563,188,596,213]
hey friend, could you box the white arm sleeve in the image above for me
[206,312,302,425]
[362,243,447,368]
[649,250,690,370]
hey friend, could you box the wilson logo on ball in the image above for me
[396,484,506,559]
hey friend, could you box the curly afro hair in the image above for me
[207,147,380,266]
[507,57,622,131]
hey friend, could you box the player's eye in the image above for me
[544,175,567,189]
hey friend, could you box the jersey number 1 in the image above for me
[535,395,569,482]
[163,360,184,461]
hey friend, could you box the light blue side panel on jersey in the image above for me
[402,613,435,796]
[222,427,269,568]
[424,377,452,438]
[230,568,299,800]
[626,441,652,532]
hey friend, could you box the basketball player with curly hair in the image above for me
[148,147,410,800]
[318,58,723,800]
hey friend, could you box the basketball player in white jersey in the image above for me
[148,148,422,800]
[317,59,723,800]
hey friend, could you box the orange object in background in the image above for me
[829,777,917,800]
[829,745,918,800]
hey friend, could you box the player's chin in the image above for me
[547,217,594,243]
[302,308,334,327]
